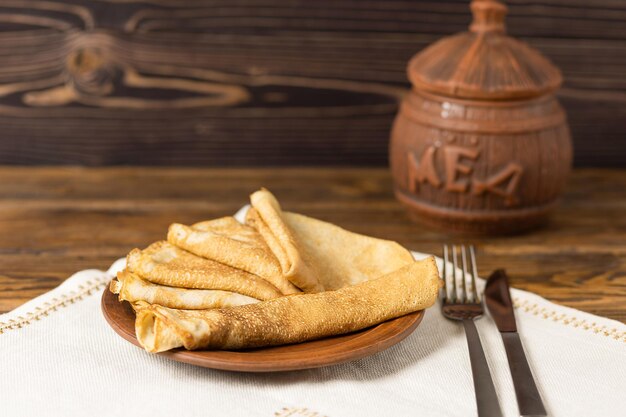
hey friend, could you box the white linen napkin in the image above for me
[1,255,624,417]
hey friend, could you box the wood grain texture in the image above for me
[101,290,424,371]
[0,1,623,166]
[0,167,624,322]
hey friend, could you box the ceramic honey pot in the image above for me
[390,0,572,234]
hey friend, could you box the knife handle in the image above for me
[501,332,547,416]
[463,319,503,417]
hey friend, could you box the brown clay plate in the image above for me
[101,287,425,372]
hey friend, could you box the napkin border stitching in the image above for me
[513,297,626,342]
[0,277,109,334]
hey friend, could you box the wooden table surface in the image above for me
[1,167,624,322]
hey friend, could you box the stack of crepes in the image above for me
[110,189,441,353]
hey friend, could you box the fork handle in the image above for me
[463,319,503,417]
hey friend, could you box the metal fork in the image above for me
[442,244,503,417]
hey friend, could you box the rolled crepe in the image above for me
[111,270,259,310]
[167,217,300,295]
[246,189,415,291]
[135,256,440,352]
[247,190,322,292]
[126,241,282,301]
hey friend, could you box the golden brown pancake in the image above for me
[126,241,282,301]
[112,270,259,310]
[135,256,440,352]
[247,190,322,292]
[246,189,415,292]
[167,217,300,295]
[282,211,415,290]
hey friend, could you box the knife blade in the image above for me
[485,269,547,417]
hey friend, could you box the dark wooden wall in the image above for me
[0,0,623,166]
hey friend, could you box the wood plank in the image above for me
[0,167,624,323]
[0,1,624,166]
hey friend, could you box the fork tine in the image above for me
[452,245,458,303]
[469,245,479,302]
[461,244,468,303]
[442,244,449,302]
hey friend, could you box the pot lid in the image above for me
[408,0,562,100]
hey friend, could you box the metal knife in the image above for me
[485,269,547,417]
